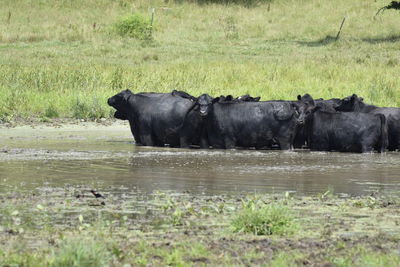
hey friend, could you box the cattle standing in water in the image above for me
[179,94,262,148]
[182,94,308,150]
[304,109,387,153]
[293,96,341,148]
[107,89,196,147]
[335,94,400,151]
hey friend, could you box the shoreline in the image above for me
[1,189,399,266]
[0,118,126,129]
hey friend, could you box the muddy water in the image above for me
[1,122,400,196]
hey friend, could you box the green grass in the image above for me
[50,237,113,267]
[1,0,400,120]
[330,246,400,267]
[231,199,297,235]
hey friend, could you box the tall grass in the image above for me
[1,0,400,120]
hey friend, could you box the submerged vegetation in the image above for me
[0,0,400,121]
[0,188,400,266]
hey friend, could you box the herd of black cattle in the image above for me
[107,89,400,153]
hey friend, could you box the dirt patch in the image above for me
[0,187,399,266]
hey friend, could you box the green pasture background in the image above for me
[1,0,400,120]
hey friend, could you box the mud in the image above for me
[1,186,399,266]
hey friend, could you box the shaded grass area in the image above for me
[1,187,400,266]
[1,0,400,121]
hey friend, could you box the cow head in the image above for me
[335,94,364,112]
[197,94,217,117]
[107,89,133,116]
[224,95,234,102]
[295,94,319,125]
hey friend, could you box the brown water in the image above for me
[1,122,399,196]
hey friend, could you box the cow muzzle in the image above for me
[297,118,305,125]
[199,110,208,116]
[107,98,115,106]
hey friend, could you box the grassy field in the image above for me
[1,187,400,266]
[1,0,400,121]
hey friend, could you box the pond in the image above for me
[1,122,399,196]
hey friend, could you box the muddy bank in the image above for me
[1,188,400,266]
[1,122,400,265]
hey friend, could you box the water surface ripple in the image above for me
[1,124,399,196]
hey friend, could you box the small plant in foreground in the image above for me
[44,104,59,118]
[114,13,152,40]
[50,237,112,267]
[231,201,297,235]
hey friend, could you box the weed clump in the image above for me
[72,97,108,120]
[231,200,297,235]
[114,13,152,40]
[44,104,59,118]
[50,238,112,267]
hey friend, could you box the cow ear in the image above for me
[297,95,301,101]
[254,97,261,101]
[351,94,357,99]
[123,91,132,101]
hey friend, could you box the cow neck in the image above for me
[304,111,315,140]
[186,101,199,114]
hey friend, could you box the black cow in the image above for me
[335,94,400,151]
[171,90,197,102]
[218,94,261,102]
[114,110,127,120]
[237,94,261,102]
[178,94,261,148]
[181,94,312,150]
[293,96,341,148]
[107,89,196,147]
[304,109,387,153]
[315,98,341,112]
